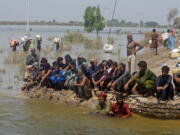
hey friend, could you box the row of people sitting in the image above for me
[23,49,180,101]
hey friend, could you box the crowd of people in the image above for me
[9,35,62,52]
[22,47,180,102]
[20,31,179,118]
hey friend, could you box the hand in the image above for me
[124,83,129,90]
[112,82,116,88]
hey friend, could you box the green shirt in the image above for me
[133,69,157,84]
[95,102,110,114]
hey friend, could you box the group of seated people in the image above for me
[23,48,180,103]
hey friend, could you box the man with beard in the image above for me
[92,93,109,114]
[126,34,143,74]
[124,61,156,97]
[108,94,132,118]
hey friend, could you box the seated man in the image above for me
[73,63,92,100]
[64,62,78,90]
[124,61,157,97]
[49,64,66,91]
[92,93,109,114]
[25,48,39,66]
[109,63,131,94]
[108,94,132,118]
[92,63,106,91]
[156,66,174,101]
[38,58,52,87]
[173,70,180,95]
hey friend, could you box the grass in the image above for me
[47,32,104,49]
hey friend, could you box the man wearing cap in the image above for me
[127,34,143,74]
[108,94,132,118]
[93,93,110,114]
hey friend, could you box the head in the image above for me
[116,94,124,105]
[40,57,48,66]
[119,63,126,71]
[31,48,36,55]
[54,64,60,71]
[161,66,169,75]
[138,61,147,71]
[167,29,170,33]
[70,62,76,71]
[65,54,72,63]
[57,57,63,63]
[152,29,156,32]
[127,34,133,43]
[98,93,107,106]
[98,63,104,73]
[102,60,107,66]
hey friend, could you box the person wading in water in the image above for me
[127,34,143,74]
[151,29,159,55]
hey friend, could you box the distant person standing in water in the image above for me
[53,37,61,51]
[126,34,143,74]
[151,29,159,55]
[36,35,42,51]
[9,39,19,52]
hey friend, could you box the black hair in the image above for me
[98,63,104,70]
[152,29,156,32]
[41,57,47,63]
[162,66,170,73]
[57,57,63,62]
[119,63,126,69]
[138,61,147,68]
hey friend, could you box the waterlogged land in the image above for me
[0,25,180,135]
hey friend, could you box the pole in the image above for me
[107,0,118,39]
[26,0,30,34]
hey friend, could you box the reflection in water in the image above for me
[0,97,180,135]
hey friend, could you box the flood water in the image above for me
[1,25,179,135]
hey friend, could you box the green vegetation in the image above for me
[84,6,105,37]
[63,32,85,44]
[167,8,178,26]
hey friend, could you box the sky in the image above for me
[0,0,179,24]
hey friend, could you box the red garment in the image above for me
[109,103,132,118]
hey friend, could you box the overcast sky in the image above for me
[0,0,179,24]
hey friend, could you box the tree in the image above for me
[94,6,105,36]
[174,17,180,29]
[84,6,95,32]
[167,8,178,26]
[84,6,105,37]
[144,21,159,27]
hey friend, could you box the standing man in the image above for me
[151,29,159,55]
[36,35,42,51]
[127,34,143,74]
